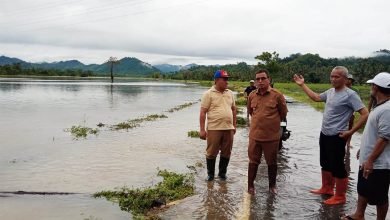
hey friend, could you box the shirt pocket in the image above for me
[264,101,277,115]
[250,102,258,115]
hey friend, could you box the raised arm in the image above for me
[293,74,322,102]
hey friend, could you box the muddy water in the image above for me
[162,100,378,220]
[0,78,377,219]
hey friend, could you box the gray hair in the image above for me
[332,66,349,78]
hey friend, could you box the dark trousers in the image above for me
[319,132,347,178]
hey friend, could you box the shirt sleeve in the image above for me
[319,89,329,101]
[278,94,288,119]
[378,109,390,140]
[201,91,211,109]
[349,91,365,112]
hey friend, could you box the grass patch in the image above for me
[65,125,99,139]
[167,102,198,113]
[187,130,200,138]
[93,169,195,219]
[112,114,168,131]
[236,116,248,127]
[235,97,247,106]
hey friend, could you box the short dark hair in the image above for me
[256,69,270,78]
[377,85,390,95]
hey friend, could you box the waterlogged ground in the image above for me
[0,78,378,219]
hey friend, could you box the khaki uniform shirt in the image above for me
[248,88,288,141]
[201,86,236,130]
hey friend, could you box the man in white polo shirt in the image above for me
[341,72,390,220]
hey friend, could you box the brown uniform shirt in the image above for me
[248,88,288,142]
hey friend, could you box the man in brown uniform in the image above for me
[247,69,288,194]
[200,70,237,181]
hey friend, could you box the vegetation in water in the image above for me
[187,130,200,138]
[65,125,99,139]
[236,116,248,127]
[111,114,168,131]
[235,97,247,106]
[93,169,195,219]
[167,102,198,113]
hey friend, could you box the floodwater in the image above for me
[0,78,378,219]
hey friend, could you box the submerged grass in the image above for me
[236,116,248,127]
[235,97,247,106]
[65,125,99,139]
[167,101,198,113]
[187,130,200,138]
[111,114,168,131]
[93,169,195,219]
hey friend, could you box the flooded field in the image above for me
[0,78,377,219]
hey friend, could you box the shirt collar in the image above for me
[211,85,228,93]
[256,87,272,95]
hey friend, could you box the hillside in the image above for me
[0,56,160,76]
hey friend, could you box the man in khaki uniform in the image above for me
[200,70,237,181]
[247,69,288,194]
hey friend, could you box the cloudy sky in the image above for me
[0,0,389,65]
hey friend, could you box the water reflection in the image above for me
[0,79,378,219]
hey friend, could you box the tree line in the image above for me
[169,50,390,84]
[0,63,95,77]
[2,50,390,83]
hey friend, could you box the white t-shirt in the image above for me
[359,100,390,169]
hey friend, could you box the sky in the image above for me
[0,0,389,65]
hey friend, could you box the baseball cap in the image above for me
[366,72,390,88]
[214,70,229,79]
[250,80,255,83]
[347,73,354,80]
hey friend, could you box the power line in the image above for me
[1,0,83,16]
[2,0,207,33]
[0,0,153,27]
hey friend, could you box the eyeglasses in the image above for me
[255,77,268,81]
[221,78,228,81]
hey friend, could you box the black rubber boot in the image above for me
[218,157,230,181]
[206,158,216,181]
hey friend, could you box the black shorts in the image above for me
[357,168,390,205]
[319,132,347,178]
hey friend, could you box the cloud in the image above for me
[0,0,389,65]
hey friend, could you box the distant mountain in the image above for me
[154,63,198,73]
[0,55,26,65]
[33,60,85,70]
[182,63,198,70]
[0,55,160,76]
[154,64,181,73]
[92,57,160,76]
